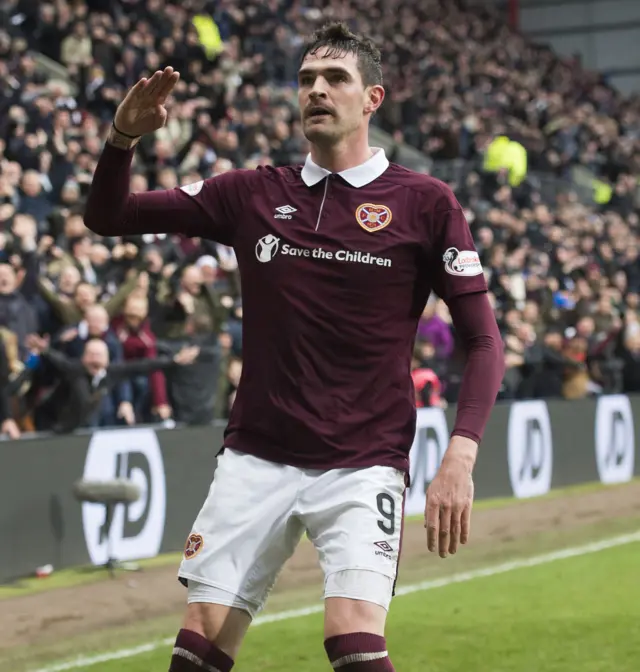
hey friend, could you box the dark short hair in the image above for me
[300,21,382,88]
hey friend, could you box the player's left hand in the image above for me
[425,436,477,558]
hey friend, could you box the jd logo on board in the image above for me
[81,428,167,565]
[595,395,635,484]
[507,400,553,498]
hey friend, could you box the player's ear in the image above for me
[364,85,385,115]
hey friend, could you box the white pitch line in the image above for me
[33,530,640,672]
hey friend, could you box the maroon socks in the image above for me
[169,628,394,671]
[324,632,395,670]
[169,629,234,671]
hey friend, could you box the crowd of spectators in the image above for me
[1,0,640,439]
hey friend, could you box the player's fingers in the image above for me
[154,66,174,94]
[161,66,178,85]
[449,507,461,555]
[160,66,178,85]
[425,497,439,553]
[130,77,149,95]
[438,505,451,558]
[142,70,164,98]
[122,77,148,104]
[460,504,472,545]
[157,78,180,105]
[157,70,180,104]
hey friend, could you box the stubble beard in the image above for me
[302,115,361,150]
[303,119,341,147]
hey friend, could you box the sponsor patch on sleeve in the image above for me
[442,247,483,276]
[180,180,204,197]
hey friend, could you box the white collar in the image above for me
[301,147,389,188]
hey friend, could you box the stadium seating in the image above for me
[1,0,639,439]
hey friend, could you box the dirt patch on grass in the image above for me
[2,482,640,654]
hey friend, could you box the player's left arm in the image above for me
[423,187,506,559]
[447,291,505,459]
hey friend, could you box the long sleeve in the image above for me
[107,356,178,380]
[37,278,80,325]
[41,348,84,377]
[114,378,133,406]
[84,143,240,244]
[446,292,505,444]
[84,143,203,236]
[146,339,169,408]
[18,250,40,301]
[103,272,141,318]
[149,368,169,408]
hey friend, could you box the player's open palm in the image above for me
[114,66,180,137]
[425,444,475,558]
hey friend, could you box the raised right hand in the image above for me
[113,66,180,137]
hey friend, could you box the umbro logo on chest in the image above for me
[274,205,297,219]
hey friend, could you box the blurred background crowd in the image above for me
[1,0,640,439]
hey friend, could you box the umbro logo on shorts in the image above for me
[374,540,394,552]
[374,540,395,561]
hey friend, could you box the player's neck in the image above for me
[310,135,373,174]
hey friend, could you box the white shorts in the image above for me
[178,448,407,618]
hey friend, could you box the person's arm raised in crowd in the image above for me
[14,232,40,301]
[102,269,144,318]
[84,68,247,246]
[25,335,83,378]
[108,345,200,379]
[37,277,80,325]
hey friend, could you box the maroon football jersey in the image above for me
[87,146,488,472]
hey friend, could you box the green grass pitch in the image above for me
[88,541,640,672]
